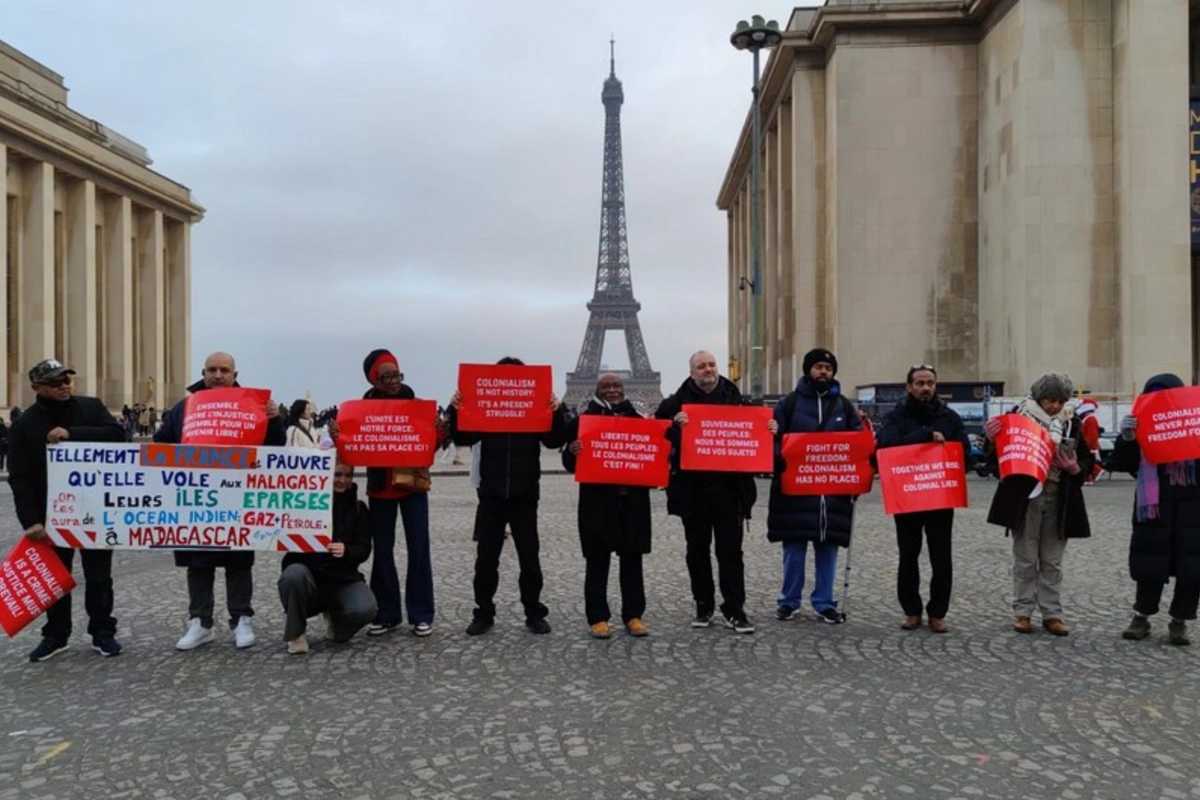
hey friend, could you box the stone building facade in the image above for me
[0,40,203,411]
[719,0,1191,399]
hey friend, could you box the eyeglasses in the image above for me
[909,364,935,372]
[378,372,402,382]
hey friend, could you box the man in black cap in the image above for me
[8,359,126,661]
[768,348,863,625]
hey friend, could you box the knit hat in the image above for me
[802,348,837,376]
[362,349,399,385]
[1029,372,1073,403]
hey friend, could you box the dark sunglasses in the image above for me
[36,376,72,388]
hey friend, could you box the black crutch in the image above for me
[840,504,856,618]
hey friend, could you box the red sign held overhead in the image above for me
[181,387,271,445]
[780,431,875,496]
[456,364,553,433]
[1132,385,1200,464]
[993,414,1054,483]
[679,404,773,473]
[0,536,77,638]
[877,442,969,515]
[574,416,671,488]
[335,399,439,468]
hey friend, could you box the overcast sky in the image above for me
[4,1,783,409]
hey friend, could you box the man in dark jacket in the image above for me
[446,357,569,636]
[277,462,377,653]
[876,365,970,633]
[768,348,861,625]
[328,348,438,638]
[1114,373,1200,645]
[155,351,285,650]
[655,350,767,634]
[563,373,653,638]
[9,359,126,661]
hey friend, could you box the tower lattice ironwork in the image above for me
[564,42,662,413]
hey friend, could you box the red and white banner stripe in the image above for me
[275,533,331,553]
[50,528,99,549]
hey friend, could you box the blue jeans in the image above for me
[369,494,435,627]
[778,539,839,612]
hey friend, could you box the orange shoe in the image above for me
[625,618,649,638]
[1043,618,1070,636]
[1013,616,1033,633]
[589,621,611,639]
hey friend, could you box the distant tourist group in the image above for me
[8,345,1199,662]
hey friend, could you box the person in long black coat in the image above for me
[155,351,285,651]
[562,374,653,639]
[1113,373,1200,646]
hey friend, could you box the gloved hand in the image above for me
[984,417,1002,440]
[1054,447,1080,475]
[1119,414,1137,441]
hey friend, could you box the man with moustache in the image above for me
[9,359,126,661]
[562,373,653,638]
[655,350,774,634]
[156,351,285,650]
[875,365,971,632]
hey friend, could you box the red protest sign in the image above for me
[182,387,271,445]
[335,399,439,467]
[993,414,1054,482]
[0,536,77,638]
[1132,386,1200,464]
[574,416,671,487]
[877,442,968,515]
[678,405,773,472]
[780,431,876,495]
[456,364,553,433]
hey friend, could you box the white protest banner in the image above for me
[45,442,334,552]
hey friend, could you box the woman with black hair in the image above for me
[285,399,320,449]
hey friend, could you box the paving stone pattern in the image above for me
[0,470,1197,799]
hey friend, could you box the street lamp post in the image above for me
[731,15,782,404]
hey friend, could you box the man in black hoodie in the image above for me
[277,461,377,653]
[875,365,970,633]
[655,350,769,634]
[446,357,569,636]
[8,359,126,661]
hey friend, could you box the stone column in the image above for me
[65,178,97,396]
[19,161,54,408]
[136,208,165,410]
[0,143,7,408]
[164,218,191,405]
[101,195,133,405]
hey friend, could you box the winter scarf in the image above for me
[1017,397,1074,482]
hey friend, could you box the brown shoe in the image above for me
[900,615,921,630]
[1043,618,1070,636]
[1013,616,1033,633]
[928,617,949,634]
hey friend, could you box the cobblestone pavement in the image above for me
[1,468,1198,800]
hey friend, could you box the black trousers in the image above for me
[681,493,745,618]
[278,564,378,642]
[42,547,116,641]
[1135,580,1200,621]
[472,495,547,621]
[584,552,645,624]
[188,565,253,629]
[895,509,954,619]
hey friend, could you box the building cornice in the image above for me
[717,0,1005,211]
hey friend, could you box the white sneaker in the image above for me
[176,618,215,650]
[233,616,256,649]
[286,634,308,655]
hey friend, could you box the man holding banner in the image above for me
[655,350,766,634]
[768,348,862,625]
[447,356,569,636]
[1113,374,1200,646]
[9,359,126,661]
[875,365,970,633]
[984,373,1092,636]
[156,351,285,650]
[562,373,655,639]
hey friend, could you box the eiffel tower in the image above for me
[564,41,662,414]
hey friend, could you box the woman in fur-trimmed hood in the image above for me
[985,372,1093,637]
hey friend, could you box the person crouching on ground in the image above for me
[278,462,378,653]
